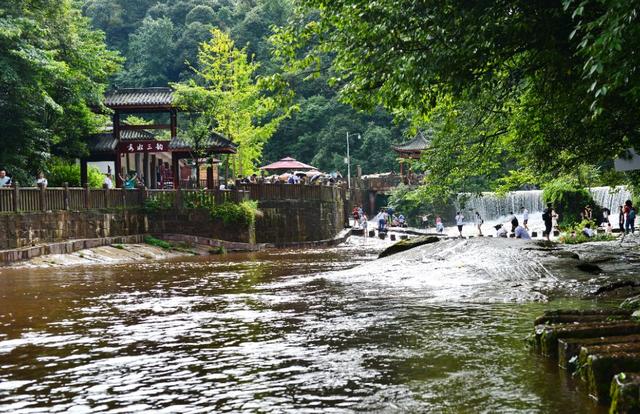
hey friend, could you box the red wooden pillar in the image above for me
[171,152,180,189]
[170,109,177,138]
[80,159,88,187]
[115,153,123,188]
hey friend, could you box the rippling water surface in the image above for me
[0,239,607,413]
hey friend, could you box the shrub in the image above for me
[144,235,172,250]
[143,192,173,212]
[210,200,258,226]
[48,160,103,188]
[543,178,595,227]
[558,219,617,244]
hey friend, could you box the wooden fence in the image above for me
[0,183,346,213]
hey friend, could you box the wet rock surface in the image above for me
[377,235,441,258]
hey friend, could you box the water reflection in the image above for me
[0,243,606,413]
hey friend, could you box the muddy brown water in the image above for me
[0,238,613,413]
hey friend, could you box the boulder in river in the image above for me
[378,236,440,259]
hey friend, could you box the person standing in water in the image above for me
[542,203,553,241]
[435,216,444,233]
[520,206,529,230]
[455,211,464,237]
[619,205,625,233]
[474,211,484,236]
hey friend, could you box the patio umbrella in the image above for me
[260,157,317,171]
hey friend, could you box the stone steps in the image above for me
[530,309,640,411]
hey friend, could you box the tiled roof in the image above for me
[120,129,157,140]
[86,133,117,153]
[393,130,431,152]
[104,87,174,108]
[169,131,237,152]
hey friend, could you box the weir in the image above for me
[459,186,631,221]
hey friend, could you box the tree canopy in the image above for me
[0,0,121,183]
[273,0,640,197]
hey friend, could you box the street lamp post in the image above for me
[346,132,360,189]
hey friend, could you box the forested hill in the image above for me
[82,0,403,175]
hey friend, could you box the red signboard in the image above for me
[117,141,169,153]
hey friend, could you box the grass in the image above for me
[144,235,172,250]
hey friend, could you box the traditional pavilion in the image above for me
[392,130,431,176]
[83,87,237,188]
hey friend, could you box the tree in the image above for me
[181,116,215,188]
[173,28,291,176]
[0,0,121,183]
[273,1,640,191]
[116,17,177,87]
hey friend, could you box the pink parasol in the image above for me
[260,157,317,171]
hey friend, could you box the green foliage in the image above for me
[209,246,227,255]
[494,170,543,197]
[173,28,292,176]
[144,235,172,250]
[387,184,454,227]
[210,200,258,226]
[543,178,595,226]
[1,0,122,182]
[48,161,103,188]
[558,219,616,244]
[143,192,173,213]
[273,0,640,196]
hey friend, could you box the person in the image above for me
[624,200,633,234]
[495,224,508,238]
[582,205,593,221]
[542,203,553,241]
[0,169,11,187]
[455,211,464,237]
[606,222,613,235]
[435,216,444,233]
[629,207,637,234]
[398,214,406,227]
[520,206,529,230]
[514,224,531,240]
[35,172,48,188]
[352,206,360,227]
[360,213,368,234]
[601,207,611,226]
[474,211,484,236]
[249,174,258,184]
[509,211,519,233]
[120,171,140,189]
[376,210,387,232]
[619,205,625,233]
[582,223,594,238]
[103,173,113,189]
[422,214,430,230]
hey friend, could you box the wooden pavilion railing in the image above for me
[0,183,345,213]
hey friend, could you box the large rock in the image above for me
[378,236,441,259]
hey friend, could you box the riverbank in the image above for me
[5,243,187,268]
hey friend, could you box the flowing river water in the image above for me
[0,236,619,413]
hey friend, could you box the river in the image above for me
[0,237,613,413]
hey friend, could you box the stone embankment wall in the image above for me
[147,210,255,244]
[255,197,346,246]
[0,210,148,250]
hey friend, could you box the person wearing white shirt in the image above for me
[520,206,529,230]
[36,172,48,188]
[103,173,113,189]
[495,224,508,238]
[0,169,11,187]
[455,212,464,237]
[582,223,594,238]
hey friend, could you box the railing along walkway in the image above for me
[0,183,346,213]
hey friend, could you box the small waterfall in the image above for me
[588,186,632,212]
[458,186,633,222]
[458,190,544,221]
